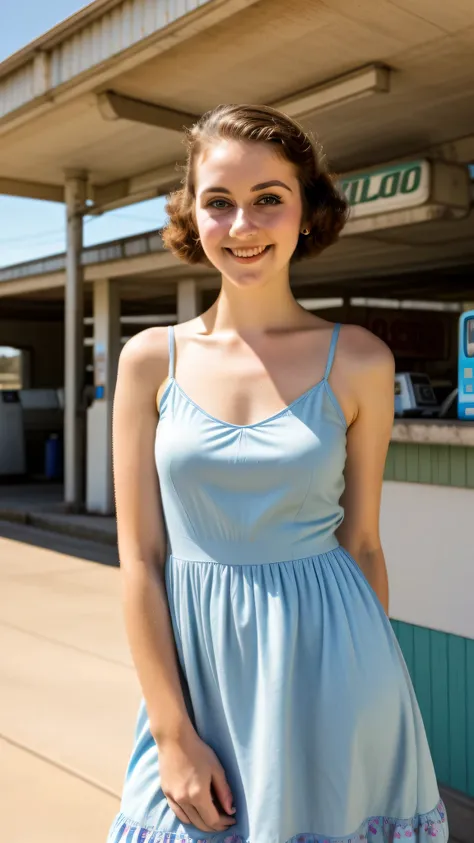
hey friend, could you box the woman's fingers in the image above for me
[194,791,236,831]
[167,790,236,833]
[211,766,236,817]
[166,797,192,827]
[167,793,217,833]
[182,804,215,832]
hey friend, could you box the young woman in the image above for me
[107,104,448,843]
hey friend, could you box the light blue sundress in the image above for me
[107,323,448,843]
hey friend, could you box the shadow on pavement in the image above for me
[0,520,119,567]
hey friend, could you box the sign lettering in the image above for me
[340,161,430,219]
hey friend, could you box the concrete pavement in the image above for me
[0,518,462,843]
[0,482,117,545]
[0,520,140,843]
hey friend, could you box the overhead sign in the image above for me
[339,159,471,235]
[340,161,429,219]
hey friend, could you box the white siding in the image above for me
[0,62,35,120]
[381,481,474,640]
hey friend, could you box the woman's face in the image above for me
[194,139,304,288]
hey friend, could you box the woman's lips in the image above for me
[224,245,272,263]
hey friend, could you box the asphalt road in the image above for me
[0,520,140,843]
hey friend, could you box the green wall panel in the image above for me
[430,631,450,785]
[448,635,468,793]
[467,639,474,796]
[385,443,474,488]
[467,449,474,487]
[391,620,474,797]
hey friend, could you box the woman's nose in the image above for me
[229,208,258,238]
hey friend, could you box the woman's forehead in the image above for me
[195,139,297,191]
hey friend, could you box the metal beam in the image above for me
[97,90,198,132]
[0,177,64,202]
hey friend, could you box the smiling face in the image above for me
[193,139,304,288]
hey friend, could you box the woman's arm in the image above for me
[113,330,190,742]
[113,329,236,833]
[335,328,395,614]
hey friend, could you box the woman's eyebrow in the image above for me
[201,180,292,195]
[251,180,292,192]
[201,186,231,195]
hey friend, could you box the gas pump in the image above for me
[458,310,474,420]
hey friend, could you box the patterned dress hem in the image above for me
[107,799,448,843]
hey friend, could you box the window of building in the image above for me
[0,347,27,390]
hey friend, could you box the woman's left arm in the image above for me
[336,330,395,614]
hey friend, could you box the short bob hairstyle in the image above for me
[162,103,348,265]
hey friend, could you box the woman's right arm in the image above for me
[112,329,236,834]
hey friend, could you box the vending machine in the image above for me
[458,310,474,420]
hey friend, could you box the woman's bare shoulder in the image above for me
[118,327,169,398]
[339,323,394,378]
[119,327,170,374]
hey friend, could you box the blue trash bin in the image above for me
[45,434,62,480]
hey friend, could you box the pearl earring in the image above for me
[301,228,310,236]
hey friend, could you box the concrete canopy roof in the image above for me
[2,212,474,306]
[2,0,474,213]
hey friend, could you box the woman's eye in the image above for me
[256,194,281,206]
[206,194,281,210]
[208,199,231,209]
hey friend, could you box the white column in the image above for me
[177,279,202,322]
[64,173,87,511]
[86,279,120,515]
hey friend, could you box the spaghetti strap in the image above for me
[168,325,175,379]
[324,323,341,381]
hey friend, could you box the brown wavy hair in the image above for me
[162,104,348,265]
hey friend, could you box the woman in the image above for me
[107,104,447,843]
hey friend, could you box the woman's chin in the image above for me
[217,252,291,289]
[222,270,275,290]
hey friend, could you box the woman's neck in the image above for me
[208,277,306,335]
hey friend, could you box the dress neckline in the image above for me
[159,375,348,431]
[160,322,346,430]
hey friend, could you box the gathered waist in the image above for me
[166,533,340,567]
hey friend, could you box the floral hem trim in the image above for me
[107,799,448,843]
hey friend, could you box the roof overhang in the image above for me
[0,59,394,211]
[2,0,474,216]
[0,0,261,122]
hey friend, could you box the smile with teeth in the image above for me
[227,245,270,258]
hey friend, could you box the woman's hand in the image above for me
[158,728,237,833]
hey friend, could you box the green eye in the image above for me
[208,199,231,209]
[256,195,281,205]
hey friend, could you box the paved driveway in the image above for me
[0,521,140,843]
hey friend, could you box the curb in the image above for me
[0,509,117,547]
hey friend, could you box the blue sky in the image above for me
[0,1,167,268]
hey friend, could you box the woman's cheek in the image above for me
[197,213,226,246]
[195,216,225,264]
[203,231,230,264]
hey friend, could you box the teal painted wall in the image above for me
[385,442,474,488]
[391,620,474,797]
